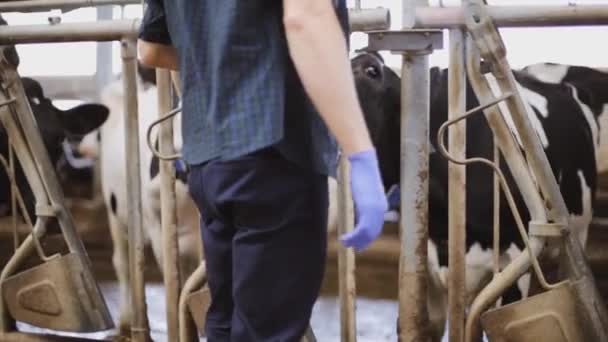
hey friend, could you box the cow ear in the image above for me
[58,103,109,135]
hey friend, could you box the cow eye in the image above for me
[365,66,380,78]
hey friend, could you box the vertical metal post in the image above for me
[398,1,431,341]
[447,28,466,342]
[398,50,432,342]
[121,38,150,342]
[157,68,181,342]
[337,156,357,342]
[95,5,114,99]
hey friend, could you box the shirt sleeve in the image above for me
[139,0,172,45]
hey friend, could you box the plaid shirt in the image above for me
[140,0,349,177]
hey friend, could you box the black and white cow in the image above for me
[352,52,603,341]
[523,62,608,174]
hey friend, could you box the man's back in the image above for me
[157,1,347,175]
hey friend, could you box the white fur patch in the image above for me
[569,170,592,248]
[524,63,570,84]
[568,84,600,146]
[484,74,550,149]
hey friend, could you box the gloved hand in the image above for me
[340,149,388,252]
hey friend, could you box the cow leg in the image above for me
[108,212,132,336]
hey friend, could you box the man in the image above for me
[138,1,388,340]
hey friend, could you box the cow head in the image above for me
[352,52,402,189]
[0,77,109,219]
[19,77,109,167]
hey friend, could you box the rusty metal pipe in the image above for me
[157,68,181,342]
[0,0,138,12]
[463,34,548,342]
[397,2,432,341]
[179,263,206,342]
[447,28,466,342]
[414,5,608,29]
[464,35,547,223]
[0,19,139,45]
[121,38,150,342]
[348,8,391,32]
[398,50,432,342]
[337,156,357,342]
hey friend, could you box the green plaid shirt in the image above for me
[140,0,349,177]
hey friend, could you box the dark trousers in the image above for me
[187,147,328,342]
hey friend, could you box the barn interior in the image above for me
[1,1,608,342]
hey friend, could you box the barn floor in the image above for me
[16,283,400,342]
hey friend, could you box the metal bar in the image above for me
[398,1,432,341]
[414,5,608,28]
[398,50,431,342]
[121,38,150,342]
[0,332,109,341]
[0,19,139,44]
[157,68,181,342]
[337,156,357,342]
[179,263,206,342]
[464,39,547,225]
[0,106,49,208]
[0,0,138,12]
[447,28,466,342]
[348,8,391,32]
[492,137,500,302]
[0,11,387,43]
[95,5,115,101]
[463,35,549,342]
[9,141,18,252]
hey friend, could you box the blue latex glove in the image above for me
[340,149,388,251]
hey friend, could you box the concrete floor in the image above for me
[16,282,401,342]
[14,282,493,342]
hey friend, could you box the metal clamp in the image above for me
[360,29,444,54]
[146,106,182,161]
[464,0,507,69]
[348,8,391,32]
[529,221,566,238]
[35,204,57,217]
